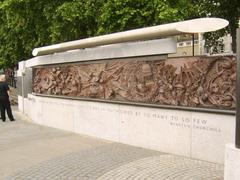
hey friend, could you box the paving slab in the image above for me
[0,106,224,180]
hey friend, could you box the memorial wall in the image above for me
[18,40,236,164]
[33,55,236,110]
[18,18,236,165]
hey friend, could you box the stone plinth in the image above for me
[24,94,235,164]
[224,144,240,180]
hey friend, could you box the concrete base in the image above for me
[20,94,235,164]
[224,144,240,180]
[18,96,28,114]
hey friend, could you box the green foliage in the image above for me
[97,0,187,34]
[204,30,225,54]
[0,0,239,68]
[49,0,103,42]
[194,0,240,52]
[0,0,50,68]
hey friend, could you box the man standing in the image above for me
[0,75,15,122]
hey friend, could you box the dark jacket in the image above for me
[0,82,9,100]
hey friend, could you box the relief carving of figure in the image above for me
[33,56,236,110]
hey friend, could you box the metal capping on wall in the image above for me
[26,38,176,68]
[32,18,229,56]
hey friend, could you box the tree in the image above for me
[0,0,66,68]
[194,0,240,53]
[0,0,239,69]
[48,0,104,42]
[97,0,188,35]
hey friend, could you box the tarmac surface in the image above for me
[0,106,224,180]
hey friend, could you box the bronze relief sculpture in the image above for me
[33,56,236,110]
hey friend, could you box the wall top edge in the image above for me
[25,38,176,68]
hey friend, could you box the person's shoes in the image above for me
[10,119,15,121]
[2,120,6,122]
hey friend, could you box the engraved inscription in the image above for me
[169,116,221,132]
[75,104,222,133]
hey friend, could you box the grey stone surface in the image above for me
[1,107,224,180]
[16,67,32,98]
[25,38,176,68]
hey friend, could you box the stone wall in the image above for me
[18,40,236,164]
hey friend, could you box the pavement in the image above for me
[0,106,224,180]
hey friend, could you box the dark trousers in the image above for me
[0,99,14,121]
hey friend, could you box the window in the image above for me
[186,41,191,46]
[178,42,184,47]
